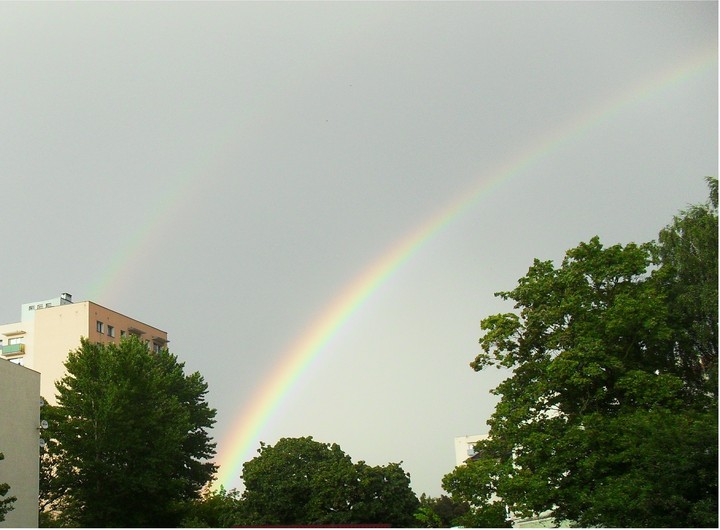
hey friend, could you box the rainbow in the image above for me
[213,47,716,489]
[86,158,210,303]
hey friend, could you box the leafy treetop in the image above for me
[444,178,718,528]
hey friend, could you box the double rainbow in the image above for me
[213,48,715,489]
[84,45,716,490]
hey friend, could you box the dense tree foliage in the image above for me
[438,460,513,528]
[656,176,718,394]
[40,337,217,527]
[0,452,15,523]
[444,179,718,527]
[178,485,242,528]
[229,436,419,527]
[414,493,484,528]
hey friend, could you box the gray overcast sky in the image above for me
[1,2,716,497]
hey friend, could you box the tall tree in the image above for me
[444,181,718,527]
[41,336,217,527]
[230,436,419,527]
[656,176,718,394]
[0,452,16,523]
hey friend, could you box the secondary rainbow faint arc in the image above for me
[214,48,717,488]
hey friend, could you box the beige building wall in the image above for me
[0,360,40,528]
[0,320,36,369]
[32,303,89,403]
[2,298,168,404]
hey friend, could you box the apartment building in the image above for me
[0,360,40,528]
[0,293,168,403]
[453,434,489,466]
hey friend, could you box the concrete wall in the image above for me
[0,360,40,528]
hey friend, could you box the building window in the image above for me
[96,321,104,333]
[29,305,35,310]
[45,303,52,308]
[107,325,115,338]
[152,342,162,353]
[120,330,126,338]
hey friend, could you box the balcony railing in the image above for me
[1,343,25,355]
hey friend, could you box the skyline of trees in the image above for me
[16,176,717,527]
[227,436,419,527]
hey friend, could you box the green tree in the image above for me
[414,493,475,528]
[440,459,512,528]
[179,485,242,528]
[0,452,16,523]
[351,461,420,526]
[656,176,718,394]
[41,336,217,527]
[38,425,63,528]
[445,182,718,527]
[230,436,419,527]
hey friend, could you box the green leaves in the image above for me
[415,493,494,528]
[473,313,521,370]
[234,436,419,527]
[451,179,718,527]
[0,452,16,523]
[41,336,217,527]
[656,177,718,395]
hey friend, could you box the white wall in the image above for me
[453,434,489,467]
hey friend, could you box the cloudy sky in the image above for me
[1,2,716,497]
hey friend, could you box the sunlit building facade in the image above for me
[0,293,168,403]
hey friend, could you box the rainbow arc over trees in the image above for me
[212,49,715,489]
[76,46,714,490]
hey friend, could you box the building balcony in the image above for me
[1,343,25,355]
